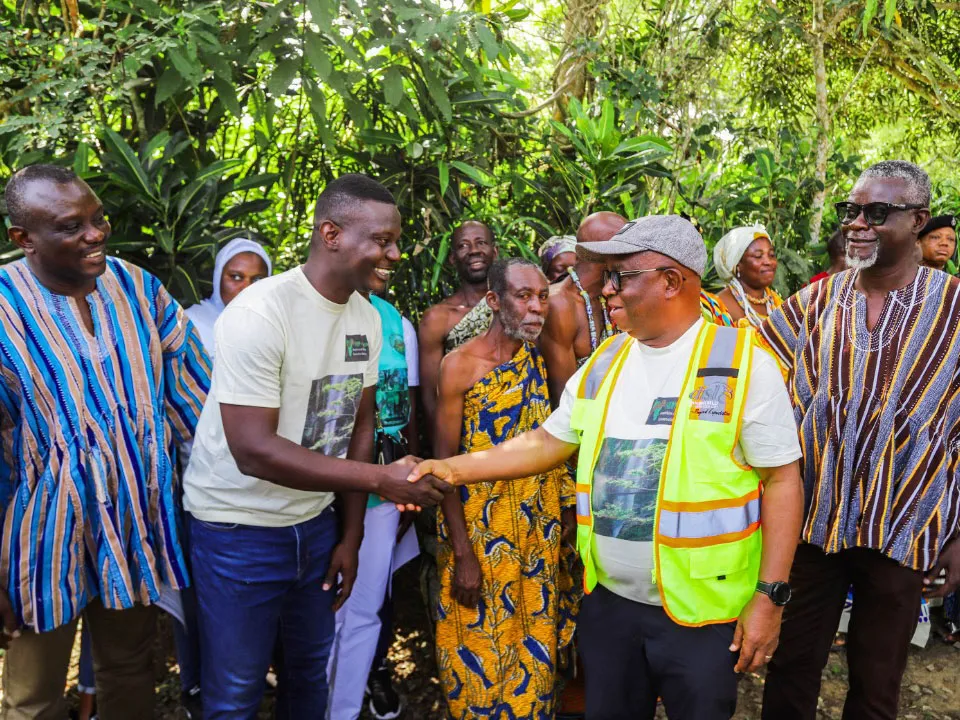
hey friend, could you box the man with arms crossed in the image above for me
[409,216,804,719]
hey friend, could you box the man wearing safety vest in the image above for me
[405,215,805,719]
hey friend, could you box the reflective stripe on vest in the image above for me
[575,483,591,523]
[658,490,760,542]
[687,323,744,424]
[578,333,630,400]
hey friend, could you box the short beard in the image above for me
[500,308,543,342]
[846,244,878,271]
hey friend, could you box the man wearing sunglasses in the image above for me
[760,160,960,720]
[406,215,805,720]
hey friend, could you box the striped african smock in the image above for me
[0,257,211,632]
[760,267,960,571]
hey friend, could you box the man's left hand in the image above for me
[730,593,783,673]
[923,534,960,598]
[324,540,360,611]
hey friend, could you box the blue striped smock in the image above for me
[0,257,211,632]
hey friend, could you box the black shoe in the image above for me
[181,685,202,720]
[367,665,404,720]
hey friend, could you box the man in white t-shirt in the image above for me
[183,174,451,719]
[407,215,805,719]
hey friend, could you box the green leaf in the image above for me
[102,128,156,201]
[884,0,897,26]
[358,130,404,146]
[168,48,202,83]
[383,66,405,108]
[452,91,512,106]
[451,161,495,187]
[267,58,299,97]
[231,173,281,192]
[303,79,335,146]
[422,65,453,122]
[863,0,878,32]
[74,143,90,176]
[475,21,500,62]
[222,199,274,221]
[306,0,335,27]
[304,32,333,80]
[176,160,244,219]
[156,227,175,254]
[430,234,451,289]
[155,67,184,106]
[198,49,232,81]
[144,132,172,160]
[212,76,242,118]
[438,160,449,197]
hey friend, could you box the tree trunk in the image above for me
[809,0,830,246]
[553,0,606,118]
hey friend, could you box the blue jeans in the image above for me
[190,509,338,720]
[77,625,95,694]
[174,511,202,693]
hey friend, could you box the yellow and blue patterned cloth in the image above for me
[436,342,578,719]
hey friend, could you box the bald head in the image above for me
[576,212,627,244]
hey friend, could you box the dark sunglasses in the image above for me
[834,201,925,226]
[602,267,671,292]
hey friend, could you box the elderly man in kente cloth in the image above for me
[432,258,577,719]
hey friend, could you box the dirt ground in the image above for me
[4,558,957,719]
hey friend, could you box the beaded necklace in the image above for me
[567,267,615,352]
[728,278,782,328]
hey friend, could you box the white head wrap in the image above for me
[713,224,771,282]
[184,237,273,353]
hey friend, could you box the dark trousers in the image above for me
[578,584,738,720]
[762,544,923,720]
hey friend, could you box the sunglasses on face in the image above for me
[602,267,671,292]
[834,201,925,226]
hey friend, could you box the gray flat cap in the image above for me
[576,215,707,277]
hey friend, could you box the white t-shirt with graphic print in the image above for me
[542,318,801,605]
[184,267,381,527]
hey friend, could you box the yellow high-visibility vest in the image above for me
[569,323,762,627]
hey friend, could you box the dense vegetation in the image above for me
[3,0,960,314]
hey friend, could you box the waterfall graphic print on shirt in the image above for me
[301,374,364,456]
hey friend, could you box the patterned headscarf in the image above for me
[538,235,577,269]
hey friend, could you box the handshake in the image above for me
[375,456,457,510]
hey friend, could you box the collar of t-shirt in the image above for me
[630,317,703,358]
[294,265,352,314]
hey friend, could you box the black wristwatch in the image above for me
[756,580,792,606]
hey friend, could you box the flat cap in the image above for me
[919,214,957,238]
[576,214,707,277]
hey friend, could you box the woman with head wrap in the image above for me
[917,215,957,272]
[186,237,273,354]
[712,224,782,327]
[538,234,577,283]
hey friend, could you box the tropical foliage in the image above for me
[3,0,960,310]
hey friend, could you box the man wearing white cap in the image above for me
[406,215,805,719]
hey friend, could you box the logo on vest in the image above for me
[688,380,734,422]
[344,335,370,362]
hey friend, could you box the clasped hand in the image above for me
[378,455,453,510]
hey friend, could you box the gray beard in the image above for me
[846,245,878,271]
